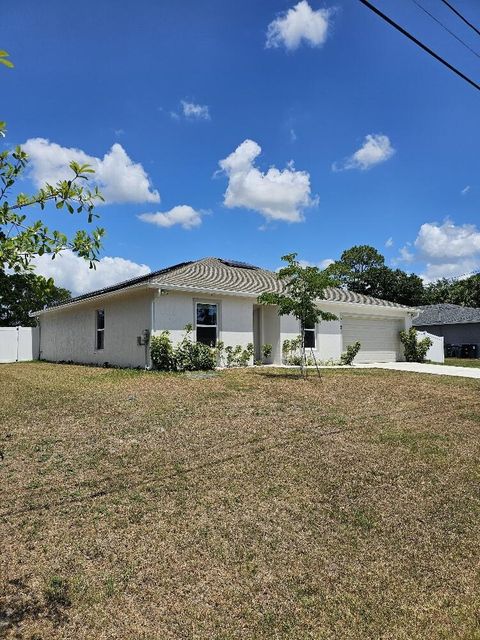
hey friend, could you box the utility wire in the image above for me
[358,0,480,92]
[439,0,480,38]
[410,0,480,59]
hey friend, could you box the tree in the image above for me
[327,245,385,290]
[0,270,70,326]
[424,274,480,308]
[1,49,104,271]
[360,266,425,306]
[258,253,337,377]
[326,245,426,306]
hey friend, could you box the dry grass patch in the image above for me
[1,362,480,639]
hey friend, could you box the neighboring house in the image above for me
[413,303,480,358]
[32,257,418,367]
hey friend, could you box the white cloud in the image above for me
[138,205,203,230]
[385,237,394,248]
[181,100,210,120]
[298,258,334,269]
[399,244,414,263]
[333,134,395,171]
[415,220,480,261]
[219,139,316,223]
[32,250,151,296]
[461,185,470,196]
[266,1,333,50]
[401,220,480,282]
[22,138,160,205]
[290,128,297,142]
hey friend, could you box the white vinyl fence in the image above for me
[0,326,39,363]
[417,330,444,364]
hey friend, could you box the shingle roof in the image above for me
[37,257,413,313]
[413,303,480,326]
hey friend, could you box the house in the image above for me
[32,257,418,367]
[413,303,480,358]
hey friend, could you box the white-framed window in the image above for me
[96,309,105,350]
[302,320,316,349]
[195,302,218,346]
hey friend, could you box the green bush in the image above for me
[150,326,216,372]
[341,341,361,365]
[150,331,175,371]
[282,335,303,365]
[224,343,254,367]
[262,343,272,360]
[399,327,432,363]
[174,325,216,371]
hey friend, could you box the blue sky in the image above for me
[3,0,480,294]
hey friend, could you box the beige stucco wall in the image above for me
[280,314,342,363]
[39,289,152,368]
[152,290,254,349]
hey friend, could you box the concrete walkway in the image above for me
[355,361,480,379]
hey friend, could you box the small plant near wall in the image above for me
[341,341,361,365]
[223,343,254,367]
[399,328,432,363]
[282,336,303,365]
[150,331,175,371]
[262,343,272,362]
[150,325,216,372]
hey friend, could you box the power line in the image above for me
[410,0,480,59]
[358,0,480,92]
[439,0,480,38]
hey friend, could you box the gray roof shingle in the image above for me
[413,303,480,326]
[38,257,413,312]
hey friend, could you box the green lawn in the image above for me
[445,357,480,368]
[1,362,480,639]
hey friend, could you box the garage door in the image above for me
[342,316,403,363]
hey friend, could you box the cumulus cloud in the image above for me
[385,237,394,248]
[266,1,333,50]
[333,134,395,171]
[32,250,151,296]
[399,220,480,281]
[219,139,316,223]
[138,205,203,230]
[415,220,480,261]
[22,138,160,205]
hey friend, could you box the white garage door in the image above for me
[342,316,403,363]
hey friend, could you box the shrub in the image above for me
[174,326,216,371]
[282,335,303,365]
[150,326,216,372]
[341,341,361,365]
[399,328,432,363]
[150,331,175,371]
[262,344,272,361]
[224,343,254,367]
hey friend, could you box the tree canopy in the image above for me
[0,270,70,326]
[326,245,425,306]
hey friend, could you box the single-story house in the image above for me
[413,303,480,358]
[33,257,418,367]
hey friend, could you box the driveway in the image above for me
[355,361,480,379]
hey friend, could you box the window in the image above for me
[302,320,316,349]
[196,302,217,346]
[96,309,105,350]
